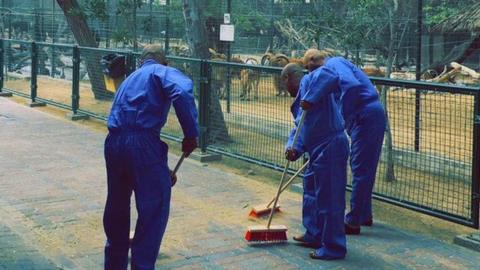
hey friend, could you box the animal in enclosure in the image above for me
[261,52,305,97]
[240,58,260,101]
[209,48,244,99]
[362,66,385,77]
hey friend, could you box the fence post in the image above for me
[0,39,12,97]
[164,0,170,55]
[198,60,211,152]
[29,41,45,107]
[471,93,480,229]
[68,45,88,120]
[126,52,135,76]
[414,0,423,152]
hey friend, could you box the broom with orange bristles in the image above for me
[245,111,306,243]
[248,160,309,218]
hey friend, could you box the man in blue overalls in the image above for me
[282,63,349,260]
[302,49,387,235]
[103,44,199,270]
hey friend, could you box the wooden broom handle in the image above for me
[265,160,309,209]
[267,110,307,228]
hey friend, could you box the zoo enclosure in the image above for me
[1,38,479,229]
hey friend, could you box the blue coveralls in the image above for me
[287,71,349,259]
[104,59,199,270]
[303,57,386,227]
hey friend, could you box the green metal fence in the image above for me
[1,39,479,229]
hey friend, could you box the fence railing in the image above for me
[1,39,479,229]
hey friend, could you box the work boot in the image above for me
[362,219,373,227]
[345,223,361,235]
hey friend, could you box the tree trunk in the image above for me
[182,0,231,144]
[56,0,113,100]
[380,8,397,182]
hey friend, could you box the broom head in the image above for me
[248,204,281,218]
[245,224,288,243]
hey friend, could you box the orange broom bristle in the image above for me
[248,205,281,218]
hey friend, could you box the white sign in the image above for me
[219,24,235,42]
[224,13,231,24]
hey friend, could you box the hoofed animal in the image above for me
[261,52,305,97]
[240,58,260,101]
[209,48,244,99]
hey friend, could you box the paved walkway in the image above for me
[0,97,479,270]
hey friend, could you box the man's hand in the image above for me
[170,169,178,187]
[300,100,314,110]
[285,148,300,161]
[182,137,198,157]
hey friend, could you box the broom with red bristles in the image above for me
[245,111,306,243]
[248,160,309,218]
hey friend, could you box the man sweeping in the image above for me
[281,63,349,260]
[103,44,199,270]
[302,49,387,235]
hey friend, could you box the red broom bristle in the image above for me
[245,230,287,242]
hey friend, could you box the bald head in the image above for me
[141,44,167,65]
[303,49,328,72]
[281,63,305,97]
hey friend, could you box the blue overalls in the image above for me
[308,57,387,227]
[104,59,199,270]
[288,71,349,259]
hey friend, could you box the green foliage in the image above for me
[84,0,109,21]
[423,0,477,28]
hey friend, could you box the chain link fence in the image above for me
[2,39,479,228]
[1,0,479,228]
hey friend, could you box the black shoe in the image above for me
[293,234,322,249]
[345,223,361,235]
[362,219,373,226]
[309,251,345,260]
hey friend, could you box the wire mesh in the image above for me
[36,43,73,107]
[2,40,31,94]
[206,60,305,172]
[373,85,474,221]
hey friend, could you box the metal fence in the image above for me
[1,39,479,229]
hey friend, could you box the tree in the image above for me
[182,0,231,144]
[56,0,112,100]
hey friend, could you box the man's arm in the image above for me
[285,85,307,161]
[301,66,339,110]
[285,115,306,161]
[159,68,199,156]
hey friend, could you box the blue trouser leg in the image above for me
[346,102,386,226]
[302,167,321,244]
[103,132,171,270]
[104,134,133,270]
[310,133,349,259]
[130,137,171,270]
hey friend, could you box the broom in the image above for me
[129,153,186,246]
[248,160,309,218]
[245,110,306,243]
